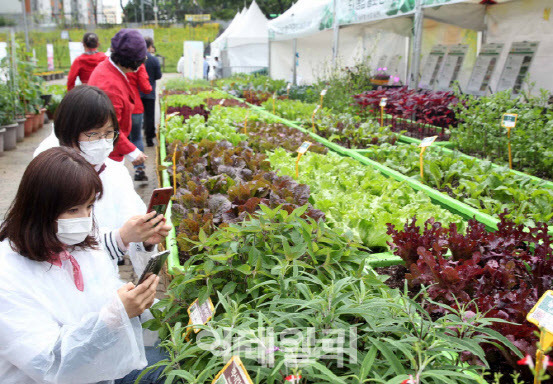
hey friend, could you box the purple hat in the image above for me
[111,29,147,61]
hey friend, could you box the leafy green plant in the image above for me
[268,149,464,251]
[146,206,506,384]
[314,113,400,148]
[261,99,330,122]
[362,143,553,226]
[452,89,553,180]
[164,113,246,145]
[167,140,323,260]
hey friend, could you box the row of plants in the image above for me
[388,213,552,379]
[261,100,400,148]
[0,47,53,153]
[268,149,464,252]
[167,139,324,262]
[361,143,553,227]
[146,206,509,384]
[152,81,514,383]
[353,87,459,129]
[155,78,552,383]
[452,89,553,180]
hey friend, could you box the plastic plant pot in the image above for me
[24,114,33,137]
[16,118,25,142]
[39,108,47,128]
[32,113,40,132]
[0,128,5,156]
[2,122,18,150]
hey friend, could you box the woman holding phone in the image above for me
[34,85,171,276]
[0,147,164,383]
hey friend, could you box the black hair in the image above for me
[110,51,146,71]
[54,85,119,149]
[83,32,99,49]
[144,37,154,49]
[0,147,103,261]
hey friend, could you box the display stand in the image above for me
[435,44,468,91]
[466,43,504,96]
[419,45,447,90]
[496,41,539,94]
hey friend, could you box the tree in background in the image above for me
[122,0,293,23]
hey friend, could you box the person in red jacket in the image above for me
[67,33,107,91]
[127,64,152,181]
[88,29,148,166]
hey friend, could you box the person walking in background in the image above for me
[213,56,223,79]
[127,64,152,181]
[141,37,162,148]
[67,32,107,91]
[89,29,148,168]
[203,56,210,80]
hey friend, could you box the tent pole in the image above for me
[408,0,423,90]
[332,0,339,67]
[293,38,297,85]
[268,40,272,78]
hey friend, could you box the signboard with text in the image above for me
[496,41,539,94]
[419,45,448,90]
[436,44,468,91]
[466,43,504,96]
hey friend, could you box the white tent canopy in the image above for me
[211,1,269,76]
[269,0,553,93]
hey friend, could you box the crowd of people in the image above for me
[0,29,171,383]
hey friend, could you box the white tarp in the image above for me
[485,0,553,93]
[219,1,269,73]
[269,0,333,41]
[210,9,244,58]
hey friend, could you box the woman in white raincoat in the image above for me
[34,86,171,277]
[0,147,164,383]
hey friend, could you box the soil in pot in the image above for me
[16,118,25,142]
[24,115,33,137]
[2,122,18,150]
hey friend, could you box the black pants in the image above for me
[142,98,156,142]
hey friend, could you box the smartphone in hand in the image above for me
[147,187,173,217]
[137,250,170,285]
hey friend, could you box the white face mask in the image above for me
[56,216,93,246]
[79,139,113,165]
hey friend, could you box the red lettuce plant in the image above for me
[353,87,459,140]
[166,105,210,122]
[387,212,553,363]
[167,140,324,261]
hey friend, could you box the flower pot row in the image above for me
[0,109,46,156]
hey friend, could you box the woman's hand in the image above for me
[119,211,165,246]
[144,220,172,247]
[117,274,159,318]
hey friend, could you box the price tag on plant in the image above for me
[166,112,179,119]
[272,92,277,99]
[320,89,327,96]
[219,99,225,106]
[296,141,312,154]
[211,356,254,384]
[287,83,291,91]
[418,136,438,148]
[501,113,518,129]
[528,290,553,334]
[187,297,215,333]
[380,98,387,107]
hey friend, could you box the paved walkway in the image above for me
[0,74,182,296]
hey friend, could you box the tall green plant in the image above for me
[145,206,512,383]
[452,89,553,180]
